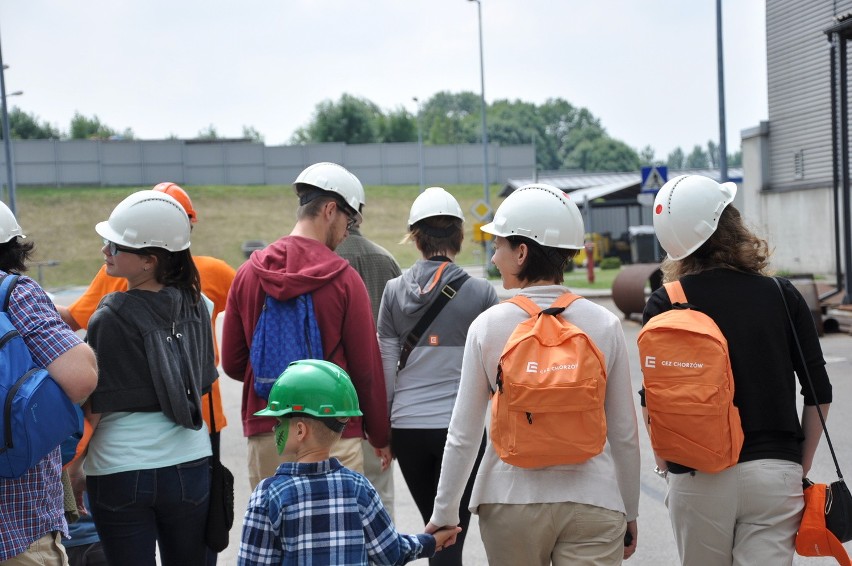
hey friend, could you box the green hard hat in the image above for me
[254,360,363,419]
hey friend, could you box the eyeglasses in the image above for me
[337,202,357,230]
[103,239,148,256]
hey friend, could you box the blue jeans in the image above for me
[87,457,210,566]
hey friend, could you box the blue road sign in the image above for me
[641,166,668,192]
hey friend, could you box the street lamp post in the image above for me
[468,0,493,264]
[0,30,19,216]
[413,97,425,193]
[716,0,728,183]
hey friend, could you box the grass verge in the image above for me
[17,183,502,288]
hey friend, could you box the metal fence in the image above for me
[0,139,535,188]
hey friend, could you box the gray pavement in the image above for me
[49,277,852,565]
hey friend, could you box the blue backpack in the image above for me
[0,274,82,478]
[250,293,324,399]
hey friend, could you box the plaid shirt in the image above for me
[238,459,434,566]
[0,274,85,560]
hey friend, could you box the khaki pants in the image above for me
[666,459,803,566]
[478,502,625,566]
[1,532,68,566]
[247,432,365,490]
[362,439,395,520]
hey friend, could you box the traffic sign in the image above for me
[471,199,492,221]
[473,222,492,243]
[641,166,668,192]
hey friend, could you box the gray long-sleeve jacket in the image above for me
[377,260,498,429]
[88,286,217,429]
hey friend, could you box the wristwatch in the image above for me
[653,465,668,479]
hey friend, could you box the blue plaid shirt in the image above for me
[238,458,434,566]
[0,274,85,560]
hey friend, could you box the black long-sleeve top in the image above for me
[641,269,831,467]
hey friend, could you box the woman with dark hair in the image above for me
[82,190,218,566]
[426,184,640,565]
[377,187,498,566]
[641,174,832,565]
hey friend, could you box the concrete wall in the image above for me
[0,139,534,188]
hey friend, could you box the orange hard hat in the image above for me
[796,481,852,565]
[152,182,197,223]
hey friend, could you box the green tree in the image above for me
[242,125,264,143]
[297,94,382,144]
[291,91,644,172]
[378,107,417,143]
[706,140,718,169]
[70,112,116,140]
[415,91,480,145]
[667,147,685,170]
[6,107,60,139]
[639,145,656,166]
[685,144,710,169]
[728,149,742,167]
[196,125,219,140]
[563,137,640,172]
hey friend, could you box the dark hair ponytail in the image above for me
[148,248,202,302]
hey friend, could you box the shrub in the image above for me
[599,256,622,270]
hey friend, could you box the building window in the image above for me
[794,150,804,179]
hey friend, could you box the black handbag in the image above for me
[204,391,235,552]
[775,277,852,543]
[825,480,852,543]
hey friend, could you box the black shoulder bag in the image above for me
[397,271,470,371]
[774,277,852,543]
[204,391,235,552]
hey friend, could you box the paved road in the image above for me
[50,281,852,565]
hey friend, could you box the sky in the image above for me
[0,1,766,161]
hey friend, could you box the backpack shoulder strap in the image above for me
[550,292,583,311]
[0,274,19,313]
[397,270,471,371]
[508,292,583,317]
[506,294,540,316]
[663,280,687,304]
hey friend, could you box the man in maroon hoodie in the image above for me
[221,162,391,489]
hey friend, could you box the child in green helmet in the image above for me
[237,359,460,566]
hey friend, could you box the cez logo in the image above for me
[644,356,656,369]
[526,361,538,373]
[30,403,38,423]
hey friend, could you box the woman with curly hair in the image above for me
[641,174,832,566]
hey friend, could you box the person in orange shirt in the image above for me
[56,182,236,566]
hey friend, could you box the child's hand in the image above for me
[431,526,462,552]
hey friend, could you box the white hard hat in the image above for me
[408,187,465,228]
[0,201,24,243]
[481,183,585,250]
[294,162,365,222]
[95,190,191,251]
[653,174,737,260]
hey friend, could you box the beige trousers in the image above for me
[0,532,68,566]
[362,439,395,520]
[666,459,804,566]
[478,501,625,566]
[247,432,365,490]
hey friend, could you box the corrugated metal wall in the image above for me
[766,0,852,190]
[0,140,534,188]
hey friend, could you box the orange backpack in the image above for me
[637,281,743,473]
[490,293,607,468]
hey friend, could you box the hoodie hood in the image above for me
[250,235,350,301]
[394,259,467,317]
